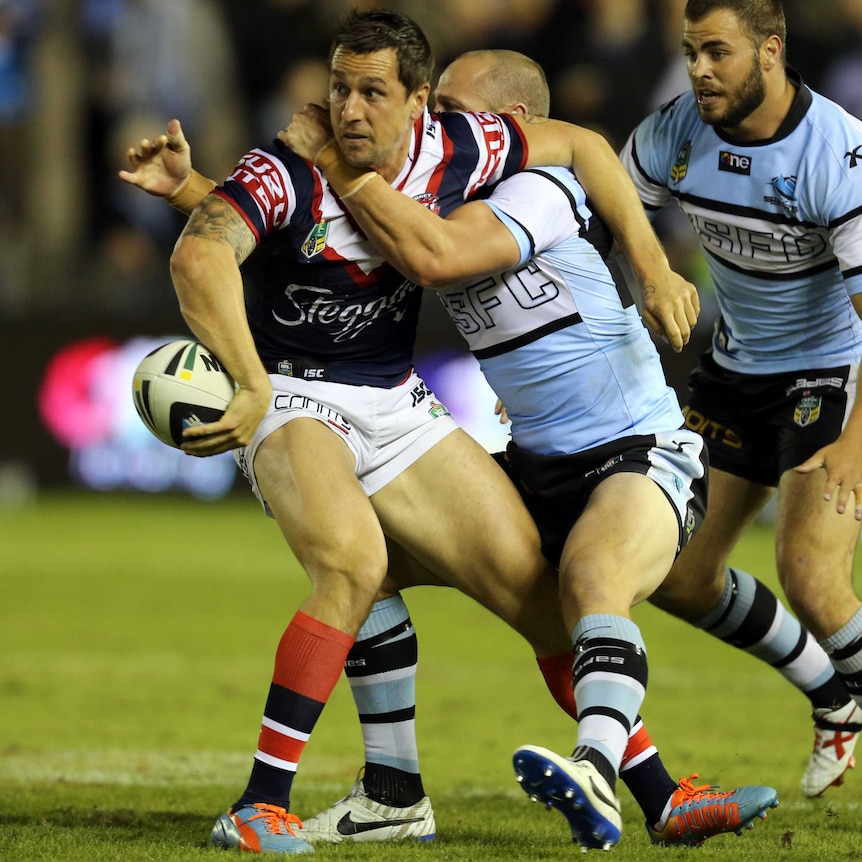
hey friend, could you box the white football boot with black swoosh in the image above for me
[299,778,436,843]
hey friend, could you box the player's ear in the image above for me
[509,101,529,116]
[761,34,782,71]
[410,83,431,120]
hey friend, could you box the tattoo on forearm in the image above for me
[183,196,257,265]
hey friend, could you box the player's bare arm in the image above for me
[170,197,271,456]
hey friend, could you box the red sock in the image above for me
[257,611,356,768]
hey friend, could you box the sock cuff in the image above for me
[357,595,410,640]
[821,606,862,654]
[572,614,644,650]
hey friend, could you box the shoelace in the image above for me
[248,803,305,836]
[675,773,734,802]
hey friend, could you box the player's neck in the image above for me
[722,73,796,143]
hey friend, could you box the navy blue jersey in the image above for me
[217,108,527,386]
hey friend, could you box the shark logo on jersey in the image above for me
[764,175,798,215]
[670,141,691,184]
[794,395,821,427]
[846,145,862,168]
[718,151,751,175]
[301,219,329,258]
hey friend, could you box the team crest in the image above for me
[764,175,798,216]
[670,141,692,184]
[301,219,329,258]
[794,395,821,427]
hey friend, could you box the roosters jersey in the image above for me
[619,70,862,375]
[438,166,683,456]
[216,108,526,386]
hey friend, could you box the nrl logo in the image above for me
[670,141,692,184]
[794,395,821,427]
[301,219,329,258]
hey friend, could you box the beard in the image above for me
[701,56,766,132]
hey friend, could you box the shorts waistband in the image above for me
[264,358,330,381]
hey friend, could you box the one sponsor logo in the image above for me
[301,219,329,258]
[794,395,822,427]
[271,279,419,342]
[764,174,798,215]
[785,376,843,395]
[846,145,862,169]
[718,151,752,175]
[273,393,352,434]
[277,360,294,376]
[683,406,743,449]
[670,141,692,183]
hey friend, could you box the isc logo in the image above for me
[303,368,325,379]
[718,151,752,175]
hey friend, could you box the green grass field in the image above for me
[2,491,861,861]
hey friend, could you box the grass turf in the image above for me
[1,491,861,860]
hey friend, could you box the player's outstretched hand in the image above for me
[280,103,334,163]
[118,118,192,198]
[639,269,700,353]
[796,437,862,519]
[180,384,271,457]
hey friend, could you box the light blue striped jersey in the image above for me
[619,71,862,374]
[437,166,683,456]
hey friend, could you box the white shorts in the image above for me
[235,370,458,512]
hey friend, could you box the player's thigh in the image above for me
[775,467,862,636]
[372,429,550,607]
[559,472,678,618]
[255,417,388,589]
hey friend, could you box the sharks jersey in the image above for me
[437,166,683,456]
[619,70,862,375]
[216,108,527,387]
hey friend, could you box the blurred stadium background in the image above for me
[2,0,861,505]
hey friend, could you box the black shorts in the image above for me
[682,350,857,487]
[493,431,708,569]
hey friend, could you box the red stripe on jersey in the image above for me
[257,723,307,763]
[427,126,454,199]
[272,611,355,703]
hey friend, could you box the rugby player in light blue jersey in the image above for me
[284,49,781,851]
[619,0,862,799]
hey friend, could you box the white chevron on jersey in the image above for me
[619,70,862,375]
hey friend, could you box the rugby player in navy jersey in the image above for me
[124,34,782,851]
[616,0,862,800]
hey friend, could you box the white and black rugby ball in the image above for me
[132,340,236,448]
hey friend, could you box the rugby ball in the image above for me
[132,339,236,448]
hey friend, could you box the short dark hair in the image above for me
[329,9,435,95]
[684,0,786,50]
